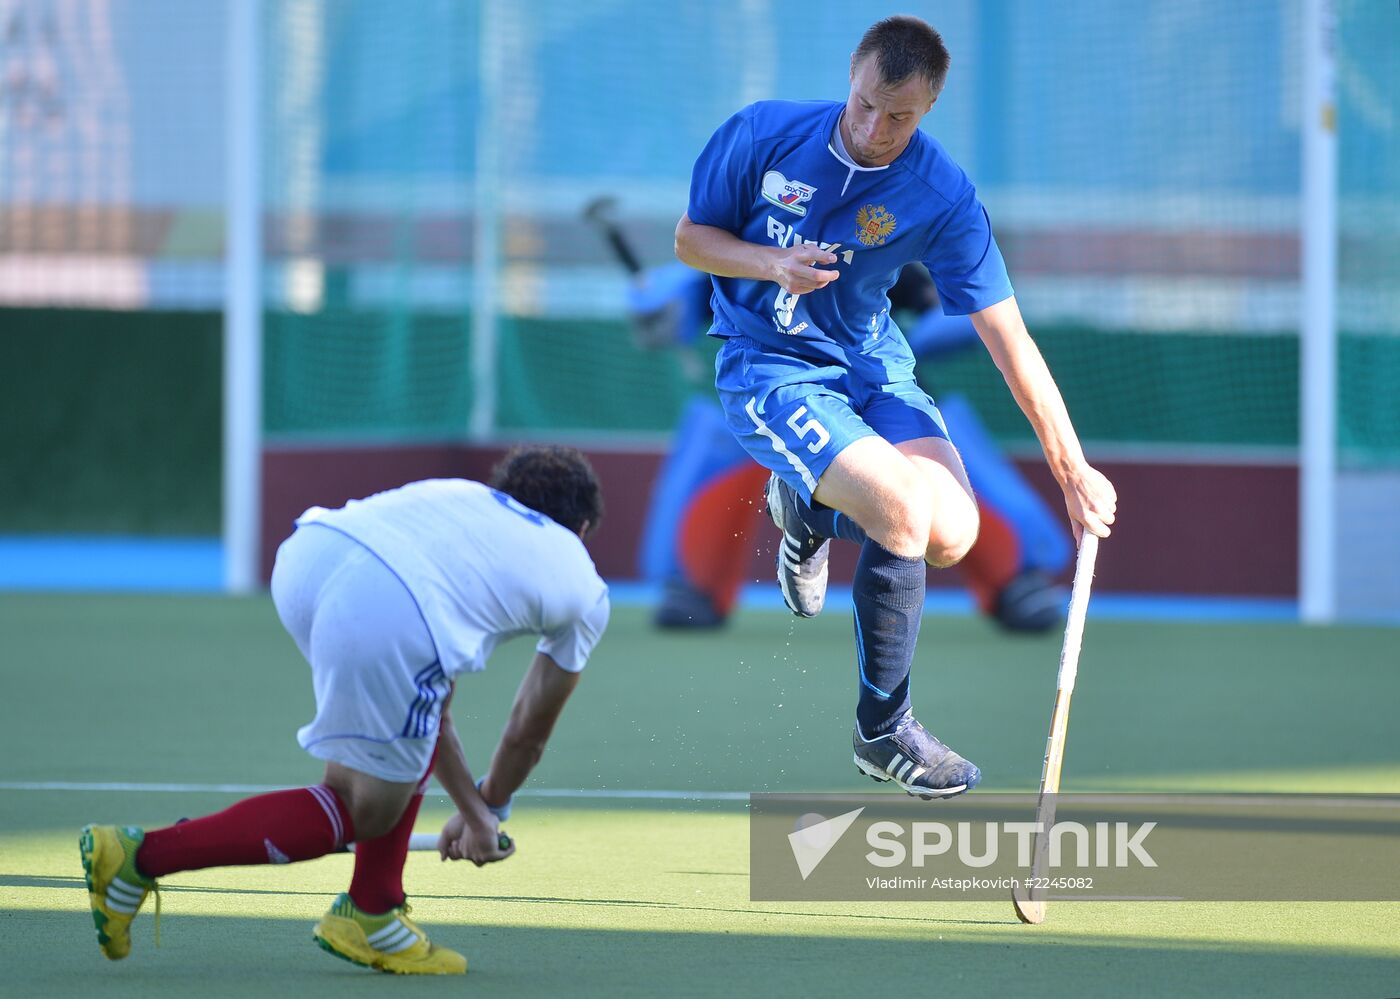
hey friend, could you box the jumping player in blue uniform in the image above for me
[594,246,1075,633]
[676,16,1117,798]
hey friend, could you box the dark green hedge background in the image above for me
[9,305,1394,536]
[1,309,223,534]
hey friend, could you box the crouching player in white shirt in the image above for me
[79,446,610,975]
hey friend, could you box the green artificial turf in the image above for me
[1,595,1397,997]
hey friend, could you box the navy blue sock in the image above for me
[852,539,925,738]
[792,496,868,545]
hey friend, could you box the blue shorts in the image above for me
[714,336,950,503]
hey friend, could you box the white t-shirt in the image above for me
[296,479,610,676]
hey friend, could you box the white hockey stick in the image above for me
[1012,531,1100,925]
[345,832,509,853]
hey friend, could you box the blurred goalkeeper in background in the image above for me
[80,446,609,976]
[584,197,1073,634]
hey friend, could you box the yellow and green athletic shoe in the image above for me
[313,893,467,975]
[79,824,160,960]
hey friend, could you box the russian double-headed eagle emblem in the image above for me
[855,204,896,246]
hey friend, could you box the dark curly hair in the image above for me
[490,445,604,538]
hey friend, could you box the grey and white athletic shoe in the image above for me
[764,473,830,618]
[853,713,982,799]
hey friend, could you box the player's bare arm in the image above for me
[433,702,515,865]
[675,213,838,295]
[480,652,581,805]
[970,295,1117,539]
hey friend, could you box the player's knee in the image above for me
[925,507,979,569]
[346,795,408,841]
[324,766,413,841]
[872,478,934,558]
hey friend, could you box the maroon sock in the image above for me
[348,791,424,914]
[136,784,353,878]
[347,747,439,914]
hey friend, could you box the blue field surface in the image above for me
[607,582,1304,624]
[0,536,1340,623]
[0,536,224,592]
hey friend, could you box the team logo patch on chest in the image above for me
[856,204,897,246]
[762,171,817,216]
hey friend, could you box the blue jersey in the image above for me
[687,100,1013,369]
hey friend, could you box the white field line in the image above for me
[1,783,1397,810]
[0,780,749,802]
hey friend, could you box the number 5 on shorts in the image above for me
[787,406,830,454]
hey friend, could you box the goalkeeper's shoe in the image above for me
[992,569,1068,634]
[79,824,160,960]
[765,473,830,618]
[853,713,981,799]
[654,579,727,630]
[313,893,467,975]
